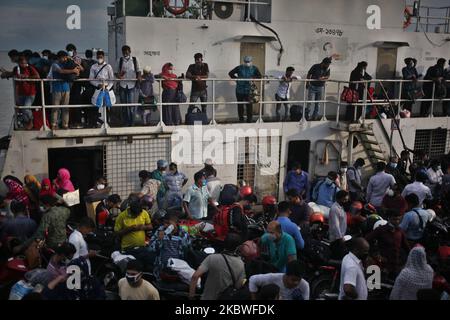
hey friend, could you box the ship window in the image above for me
[103,137,171,200]
[413,129,447,161]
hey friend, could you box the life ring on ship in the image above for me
[403,7,413,29]
[164,0,190,16]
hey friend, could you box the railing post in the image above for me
[102,80,109,129]
[149,0,153,17]
[246,0,251,21]
[257,78,264,123]
[361,81,368,124]
[301,80,307,125]
[157,79,165,128]
[397,81,403,118]
[40,80,49,131]
[336,81,341,125]
[320,82,327,121]
[210,79,217,125]
[430,81,435,118]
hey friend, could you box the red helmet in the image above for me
[310,212,325,224]
[262,195,276,207]
[240,185,253,197]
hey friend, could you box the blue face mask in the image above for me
[389,162,397,169]
[202,179,207,187]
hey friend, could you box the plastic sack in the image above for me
[167,258,201,289]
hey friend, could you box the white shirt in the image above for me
[328,202,347,242]
[339,252,368,300]
[427,168,443,185]
[401,181,432,207]
[117,56,140,89]
[206,177,222,201]
[249,273,310,300]
[90,62,115,90]
[68,230,91,274]
[276,75,301,99]
[366,171,396,207]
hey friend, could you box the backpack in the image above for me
[290,105,303,121]
[213,203,242,240]
[119,56,138,77]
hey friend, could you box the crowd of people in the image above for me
[0,147,449,301]
[1,44,450,130]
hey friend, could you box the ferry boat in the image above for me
[1,0,450,211]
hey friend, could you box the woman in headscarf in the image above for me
[3,175,30,208]
[24,175,41,221]
[159,63,181,126]
[53,168,75,195]
[40,178,56,197]
[390,246,434,300]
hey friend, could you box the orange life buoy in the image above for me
[164,0,190,16]
[403,7,412,29]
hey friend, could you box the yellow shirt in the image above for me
[114,209,151,249]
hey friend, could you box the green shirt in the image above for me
[34,206,71,249]
[151,169,166,196]
[260,232,297,272]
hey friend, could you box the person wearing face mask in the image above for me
[12,55,40,130]
[421,58,447,117]
[116,45,141,126]
[402,57,421,113]
[347,158,365,202]
[31,195,70,250]
[118,259,160,300]
[186,53,209,114]
[366,162,396,209]
[114,199,153,269]
[228,56,262,123]
[328,191,350,259]
[149,213,191,274]
[306,57,331,121]
[276,201,305,250]
[338,237,370,300]
[152,160,169,209]
[158,62,181,126]
[183,172,212,220]
[366,209,410,278]
[163,162,188,209]
[86,50,114,127]
[346,61,372,122]
[426,159,444,197]
[95,194,122,230]
[260,221,297,272]
[312,171,340,208]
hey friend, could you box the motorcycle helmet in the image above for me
[240,185,253,198]
[262,195,276,207]
[310,212,325,224]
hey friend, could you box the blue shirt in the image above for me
[283,170,309,195]
[164,171,187,194]
[399,208,431,241]
[260,232,297,272]
[50,63,70,93]
[276,217,305,250]
[313,179,340,208]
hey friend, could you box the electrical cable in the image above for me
[249,15,284,66]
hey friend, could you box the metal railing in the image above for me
[12,77,450,132]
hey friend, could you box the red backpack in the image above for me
[213,203,242,241]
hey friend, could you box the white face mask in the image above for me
[68,51,74,57]
[245,62,252,67]
[43,56,48,60]
[98,58,104,64]
[97,184,105,190]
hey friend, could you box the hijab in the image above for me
[55,168,75,193]
[40,178,56,197]
[390,246,434,300]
